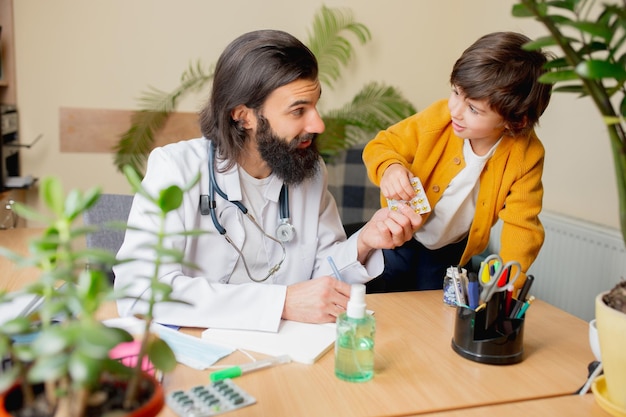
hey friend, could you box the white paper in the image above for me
[201,320,336,365]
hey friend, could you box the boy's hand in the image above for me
[381,164,416,201]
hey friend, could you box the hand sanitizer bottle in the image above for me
[335,283,375,382]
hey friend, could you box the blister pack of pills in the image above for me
[386,176,431,214]
[166,379,256,416]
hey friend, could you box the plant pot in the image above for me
[593,292,626,413]
[0,372,164,417]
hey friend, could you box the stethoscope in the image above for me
[199,140,293,282]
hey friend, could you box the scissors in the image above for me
[478,254,521,303]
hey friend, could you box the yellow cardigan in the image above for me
[363,99,545,289]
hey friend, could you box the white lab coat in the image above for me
[114,138,383,332]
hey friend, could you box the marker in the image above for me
[515,295,536,319]
[517,274,535,302]
[209,355,291,382]
[327,256,344,282]
[467,272,480,310]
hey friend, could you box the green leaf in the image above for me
[547,0,577,12]
[0,316,33,335]
[553,84,586,94]
[539,70,580,83]
[32,326,74,356]
[511,3,534,17]
[40,177,65,217]
[523,35,558,51]
[68,351,101,386]
[566,21,613,41]
[158,186,184,213]
[0,367,20,393]
[147,337,177,372]
[544,57,572,70]
[575,60,626,81]
[28,354,68,383]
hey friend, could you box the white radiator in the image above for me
[489,211,626,321]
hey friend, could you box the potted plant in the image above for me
[0,166,199,416]
[512,0,626,412]
[113,5,417,176]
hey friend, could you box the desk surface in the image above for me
[422,394,607,416]
[158,292,593,417]
[0,228,596,417]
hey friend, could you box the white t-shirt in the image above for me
[228,167,278,284]
[414,138,498,249]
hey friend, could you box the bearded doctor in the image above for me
[114,29,422,332]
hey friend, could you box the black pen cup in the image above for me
[451,299,525,365]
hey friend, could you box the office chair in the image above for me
[83,193,134,281]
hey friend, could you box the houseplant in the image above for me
[0,165,199,416]
[113,5,416,176]
[512,0,626,412]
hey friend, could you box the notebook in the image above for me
[201,320,336,365]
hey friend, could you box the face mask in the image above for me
[104,317,234,370]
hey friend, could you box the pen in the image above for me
[327,256,344,282]
[209,354,291,382]
[517,274,534,302]
[510,275,534,318]
[515,295,535,319]
[467,272,480,310]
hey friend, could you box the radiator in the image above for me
[489,211,626,321]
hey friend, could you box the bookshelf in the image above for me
[0,0,16,104]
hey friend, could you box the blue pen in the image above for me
[327,256,344,282]
[467,272,480,310]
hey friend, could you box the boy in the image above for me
[363,31,552,292]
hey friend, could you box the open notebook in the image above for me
[201,320,336,365]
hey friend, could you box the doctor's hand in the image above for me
[282,276,351,324]
[357,204,422,263]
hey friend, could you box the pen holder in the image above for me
[451,299,525,365]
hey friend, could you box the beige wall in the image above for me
[12,0,620,230]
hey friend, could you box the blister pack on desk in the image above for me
[167,379,256,416]
[386,176,431,214]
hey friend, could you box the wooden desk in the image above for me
[0,229,597,416]
[154,291,593,417]
[0,227,42,289]
[422,393,607,416]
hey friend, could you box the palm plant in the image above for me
[512,0,626,246]
[113,5,416,175]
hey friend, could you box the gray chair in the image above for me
[83,193,134,281]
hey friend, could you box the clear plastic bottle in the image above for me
[334,284,375,382]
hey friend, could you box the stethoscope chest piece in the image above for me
[276,219,295,243]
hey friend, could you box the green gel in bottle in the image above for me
[335,283,375,382]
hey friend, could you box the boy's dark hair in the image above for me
[199,29,318,170]
[450,31,552,137]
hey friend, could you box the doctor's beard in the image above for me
[255,115,320,185]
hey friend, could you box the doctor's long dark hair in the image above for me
[199,29,319,172]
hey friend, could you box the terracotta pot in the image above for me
[0,372,164,417]
[594,292,626,411]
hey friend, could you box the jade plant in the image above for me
[0,166,200,416]
[113,5,416,175]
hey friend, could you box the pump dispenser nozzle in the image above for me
[347,284,367,319]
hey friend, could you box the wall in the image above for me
[11,0,621,232]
